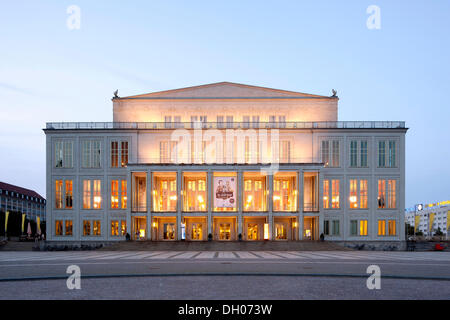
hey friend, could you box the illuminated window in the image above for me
[388,220,396,235]
[378,179,396,209]
[360,220,368,236]
[93,180,102,209]
[83,220,91,236]
[360,180,368,209]
[323,180,329,209]
[331,180,340,209]
[183,172,207,212]
[93,220,101,236]
[213,172,237,212]
[120,180,127,209]
[55,220,63,236]
[65,180,73,209]
[349,179,358,208]
[111,220,119,236]
[111,180,119,209]
[378,220,386,236]
[273,172,297,212]
[111,140,128,168]
[83,180,91,209]
[152,172,177,212]
[243,172,267,212]
[55,180,63,209]
[132,172,147,212]
[304,172,319,211]
[121,220,127,235]
[65,220,73,236]
[219,223,231,240]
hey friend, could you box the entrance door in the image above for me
[163,223,176,240]
[274,222,288,240]
[247,224,258,240]
[219,223,231,240]
[133,217,147,240]
[191,223,203,241]
[303,217,318,240]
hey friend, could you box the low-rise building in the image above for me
[405,201,450,238]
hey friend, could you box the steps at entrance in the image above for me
[100,241,353,251]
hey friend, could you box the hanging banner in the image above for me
[429,213,435,232]
[5,211,9,233]
[37,216,41,235]
[22,214,26,233]
[414,215,420,233]
[213,176,236,209]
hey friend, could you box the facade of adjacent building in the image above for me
[44,82,407,243]
[0,181,46,221]
[405,201,450,238]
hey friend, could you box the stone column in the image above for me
[177,169,182,240]
[298,169,304,240]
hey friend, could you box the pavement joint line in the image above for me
[1,273,450,282]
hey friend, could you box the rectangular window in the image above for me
[82,140,101,168]
[360,180,368,209]
[273,172,297,212]
[243,172,267,212]
[388,141,396,167]
[152,172,177,212]
[324,220,330,235]
[111,180,119,209]
[360,141,368,167]
[217,116,224,128]
[83,180,91,209]
[55,180,63,209]
[93,180,102,209]
[322,140,340,167]
[93,220,101,236]
[349,179,358,209]
[55,220,63,236]
[350,141,358,167]
[388,220,396,236]
[360,220,368,236]
[226,116,233,128]
[350,220,358,236]
[323,180,330,209]
[378,141,386,167]
[132,172,147,212]
[378,220,386,236]
[332,220,340,236]
[321,141,329,167]
[65,220,73,236]
[121,220,127,236]
[183,172,207,212]
[55,141,73,168]
[280,141,290,163]
[331,179,340,209]
[111,141,128,168]
[278,115,286,128]
[121,180,127,209]
[83,220,91,236]
[378,179,396,209]
[65,180,73,209]
[111,220,119,236]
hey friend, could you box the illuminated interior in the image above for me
[183,172,207,211]
[219,223,231,240]
[163,223,176,240]
[152,172,177,212]
[273,172,297,212]
[247,223,258,240]
[191,223,203,240]
[132,172,147,212]
[303,172,318,211]
[243,172,267,211]
[274,222,287,240]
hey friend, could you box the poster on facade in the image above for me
[213,177,236,209]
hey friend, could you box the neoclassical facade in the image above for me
[44,82,407,243]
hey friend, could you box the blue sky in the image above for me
[0,0,449,207]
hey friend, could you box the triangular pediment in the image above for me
[121,82,330,99]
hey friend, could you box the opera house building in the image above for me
[44,82,407,246]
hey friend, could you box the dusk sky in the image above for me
[0,0,449,207]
